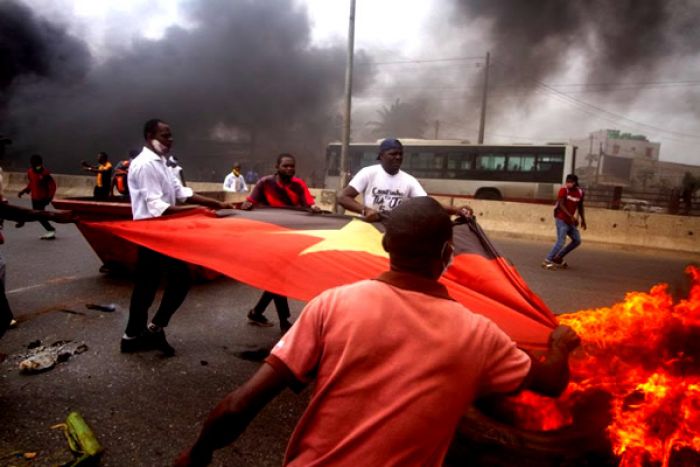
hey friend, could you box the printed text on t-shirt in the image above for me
[372,187,406,211]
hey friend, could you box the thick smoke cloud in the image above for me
[451,0,700,89]
[1,0,370,178]
[0,1,89,91]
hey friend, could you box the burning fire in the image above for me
[508,266,700,466]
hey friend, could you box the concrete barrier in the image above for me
[450,199,699,254]
[4,172,338,212]
[5,172,697,253]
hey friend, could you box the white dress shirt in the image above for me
[128,146,193,220]
[223,172,248,192]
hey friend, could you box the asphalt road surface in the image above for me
[0,211,697,466]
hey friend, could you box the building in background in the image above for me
[571,129,699,191]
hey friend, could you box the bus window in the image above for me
[507,154,535,172]
[405,151,443,178]
[445,152,473,179]
[477,154,506,171]
[536,155,563,171]
[349,150,378,175]
[536,154,565,183]
[447,152,473,170]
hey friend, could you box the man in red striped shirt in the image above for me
[241,154,320,332]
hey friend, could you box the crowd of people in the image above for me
[0,120,582,466]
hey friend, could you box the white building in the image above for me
[570,129,699,190]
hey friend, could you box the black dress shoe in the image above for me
[147,329,176,357]
[120,334,153,353]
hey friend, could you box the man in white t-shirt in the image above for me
[222,163,248,193]
[338,138,471,221]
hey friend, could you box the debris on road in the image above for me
[85,303,116,312]
[15,341,88,374]
[52,411,104,466]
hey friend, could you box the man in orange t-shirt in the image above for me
[175,197,580,467]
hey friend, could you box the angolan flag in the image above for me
[82,207,557,349]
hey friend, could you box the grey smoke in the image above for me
[1,0,372,178]
[450,0,700,90]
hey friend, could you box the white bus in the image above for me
[325,140,577,201]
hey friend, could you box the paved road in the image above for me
[0,212,697,466]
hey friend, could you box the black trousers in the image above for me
[125,247,191,337]
[0,253,12,339]
[93,185,110,200]
[253,291,290,321]
[31,199,55,232]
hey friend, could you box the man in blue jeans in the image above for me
[543,174,587,270]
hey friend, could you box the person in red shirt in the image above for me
[240,153,320,332]
[0,202,73,338]
[174,197,580,467]
[543,173,587,270]
[18,154,57,239]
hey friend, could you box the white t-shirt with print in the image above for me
[348,164,427,213]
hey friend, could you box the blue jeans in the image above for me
[546,218,581,261]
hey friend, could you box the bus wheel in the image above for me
[474,188,502,200]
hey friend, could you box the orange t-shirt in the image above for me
[267,271,531,467]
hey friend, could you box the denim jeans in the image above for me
[546,218,581,261]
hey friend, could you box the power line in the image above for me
[490,58,700,141]
[356,56,484,66]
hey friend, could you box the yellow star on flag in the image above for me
[277,218,388,258]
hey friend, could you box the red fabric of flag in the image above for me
[82,208,556,348]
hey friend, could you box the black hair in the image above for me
[98,151,109,160]
[384,197,452,258]
[143,119,165,140]
[29,154,43,165]
[276,153,295,165]
[565,174,579,186]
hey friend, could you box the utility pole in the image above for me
[477,51,490,144]
[595,141,603,185]
[338,0,356,207]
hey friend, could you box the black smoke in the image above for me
[451,0,700,89]
[0,1,89,93]
[1,0,371,179]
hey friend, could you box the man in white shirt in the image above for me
[338,138,471,221]
[122,118,234,356]
[222,163,248,193]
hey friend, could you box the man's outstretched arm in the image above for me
[174,363,288,467]
[526,325,581,397]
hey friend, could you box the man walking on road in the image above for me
[18,154,57,240]
[241,153,320,333]
[0,202,72,338]
[121,118,234,356]
[175,197,580,467]
[543,174,587,270]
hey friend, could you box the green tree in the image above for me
[367,99,427,138]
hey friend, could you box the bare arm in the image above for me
[337,186,382,221]
[174,364,288,467]
[337,185,363,213]
[442,203,473,218]
[186,193,235,210]
[578,200,587,230]
[525,325,580,397]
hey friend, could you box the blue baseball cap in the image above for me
[378,138,403,159]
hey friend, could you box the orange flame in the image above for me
[509,265,700,466]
